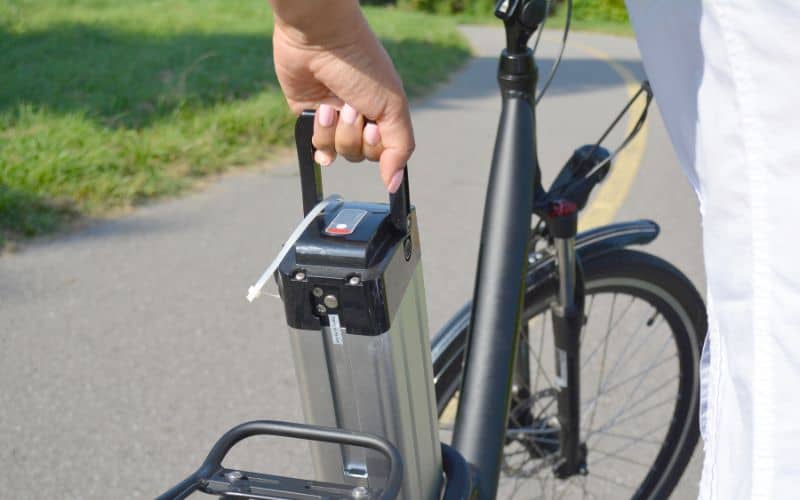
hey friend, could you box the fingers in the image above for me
[362,122,383,162]
[335,104,365,162]
[312,104,337,166]
[312,103,386,166]
[309,102,410,195]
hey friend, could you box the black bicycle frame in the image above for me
[453,2,538,495]
[452,0,586,495]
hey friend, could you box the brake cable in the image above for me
[534,0,573,105]
[582,81,654,180]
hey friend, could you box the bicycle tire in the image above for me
[439,249,706,499]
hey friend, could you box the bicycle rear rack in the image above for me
[157,420,473,500]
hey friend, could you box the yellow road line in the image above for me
[567,41,650,231]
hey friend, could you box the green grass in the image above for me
[0,1,470,248]
[451,2,633,37]
[549,1,633,37]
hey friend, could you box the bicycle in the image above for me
[160,0,706,498]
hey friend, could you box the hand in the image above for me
[272,9,414,193]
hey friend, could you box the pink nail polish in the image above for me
[364,123,380,146]
[314,150,332,166]
[341,104,358,125]
[318,104,334,127]
[388,169,404,193]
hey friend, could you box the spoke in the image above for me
[589,421,674,470]
[510,467,526,498]
[555,477,581,500]
[598,311,660,387]
[582,372,678,427]
[588,448,651,468]
[591,396,678,435]
[581,474,591,500]
[505,447,539,459]
[588,420,670,446]
[587,330,673,441]
[507,427,559,437]
[586,353,676,402]
[601,314,667,391]
[600,332,669,426]
[586,471,638,492]
[534,393,558,420]
[580,294,596,345]
[530,310,551,395]
[584,293,617,441]
[581,293,636,368]
[587,428,662,446]
[496,288,688,498]
[507,410,552,460]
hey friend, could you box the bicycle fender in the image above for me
[431,219,659,412]
[573,219,659,262]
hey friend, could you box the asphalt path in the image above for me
[0,27,705,498]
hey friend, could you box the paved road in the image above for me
[0,27,704,498]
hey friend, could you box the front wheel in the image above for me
[440,249,706,499]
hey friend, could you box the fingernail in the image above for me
[388,169,404,193]
[314,150,332,166]
[364,123,380,146]
[341,103,357,125]
[318,104,334,127]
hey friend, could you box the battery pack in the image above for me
[277,201,441,499]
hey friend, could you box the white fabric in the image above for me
[624,1,800,498]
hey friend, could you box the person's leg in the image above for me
[624,1,800,498]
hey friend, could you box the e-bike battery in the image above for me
[276,200,442,500]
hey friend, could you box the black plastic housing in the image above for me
[276,201,420,336]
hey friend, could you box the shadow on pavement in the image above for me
[422,55,646,108]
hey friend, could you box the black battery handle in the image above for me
[295,110,411,234]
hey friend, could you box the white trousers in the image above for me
[624,1,800,498]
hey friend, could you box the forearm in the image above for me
[269,0,365,45]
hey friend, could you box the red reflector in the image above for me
[549,200,577,217]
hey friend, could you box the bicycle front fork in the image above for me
[546,206,587,477]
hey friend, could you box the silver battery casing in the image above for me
[290,265,441,498]
[278,204,442,499]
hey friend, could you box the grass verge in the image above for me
[0,0,470,248]
[548,4,633,37]
[453,4,633,37]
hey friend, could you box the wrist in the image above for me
[271,0,366,47]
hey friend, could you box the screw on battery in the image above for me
[323,295,339,309]
[351,486,370,499]
[348,275,361,286]
[312,287,324,298]
[294,270,306,281]
[316,304,327,314]
[403,236,412,261]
